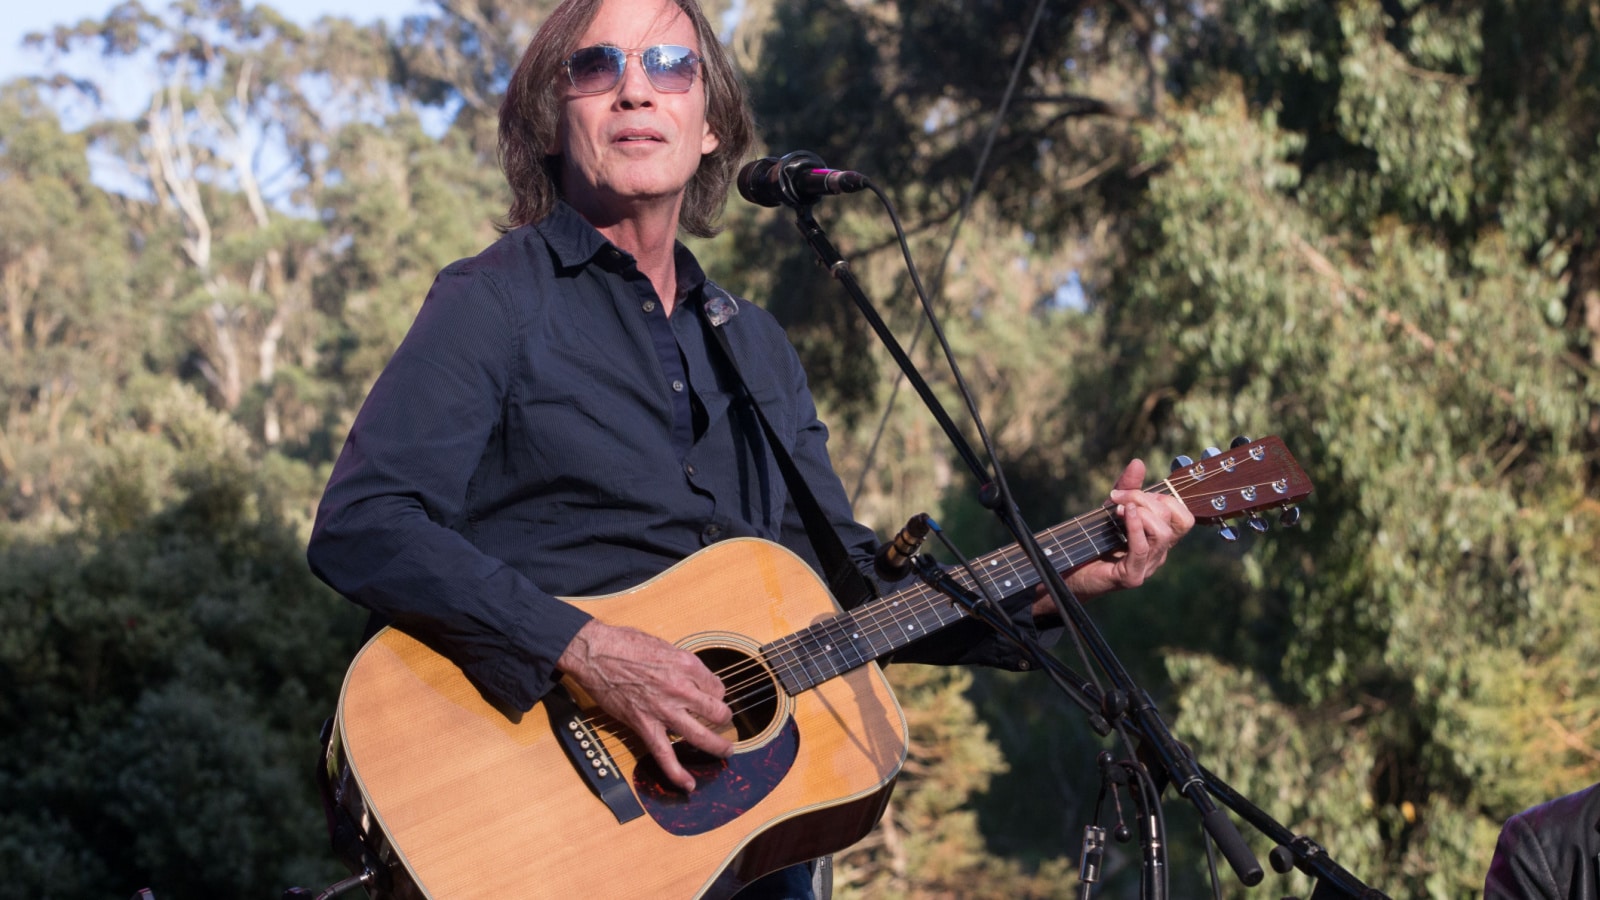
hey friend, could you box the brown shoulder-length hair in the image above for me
[498,0,756,238]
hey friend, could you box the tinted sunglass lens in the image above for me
[643,46,698,91]
[564,45,699,94]
[566,46,624,93]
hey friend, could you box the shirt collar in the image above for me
[534,200,709,308]
[533,200,613,270]
[673,243,708,306]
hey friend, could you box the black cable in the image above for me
[860,173,1172,899]
[850,0,1054,508]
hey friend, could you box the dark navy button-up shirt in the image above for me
[308,202,1040,712]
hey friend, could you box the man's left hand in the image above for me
[1031,458,1195,616]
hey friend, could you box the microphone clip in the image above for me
[875,512,933,582]
[738,150,869,209]
[772,150,826,209]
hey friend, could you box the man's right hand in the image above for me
[555,620,734,793]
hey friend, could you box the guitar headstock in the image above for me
[1165,436,1313,538]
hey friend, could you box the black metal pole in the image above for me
[784,202,1273,887]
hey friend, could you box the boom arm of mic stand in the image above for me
[1199,764,1393,899]
[785,201,1263,889]
[909,556,1108,735]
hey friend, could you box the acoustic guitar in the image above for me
[324,436,1312,898]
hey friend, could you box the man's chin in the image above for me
[569,184,687,226]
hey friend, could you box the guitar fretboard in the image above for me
[759,505,1138,695]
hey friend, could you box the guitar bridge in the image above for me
[544,684,644,824]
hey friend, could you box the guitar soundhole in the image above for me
[633,640,799,835]
[695,646,780,744]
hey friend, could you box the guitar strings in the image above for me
[570,461,1296,760]
[579,462,1287,752]
[571,464,1290,751]
[692,458,1270,702]
[570,505,1129,759]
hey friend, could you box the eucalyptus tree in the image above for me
[728,0,1600,897]
[1092,1,1600,895]
[29,0,507,457]
[0,84,139,526]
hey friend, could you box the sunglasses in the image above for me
[562,44,703,94]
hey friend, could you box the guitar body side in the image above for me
[335,538,909,899]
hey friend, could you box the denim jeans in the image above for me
[733,861,820,900]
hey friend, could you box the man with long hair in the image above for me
[308,0,1194,895]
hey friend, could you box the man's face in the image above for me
[551,0,720,225]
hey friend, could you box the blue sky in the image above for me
[1,0,424,94]
[2,0,436,196]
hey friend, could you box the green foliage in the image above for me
[311,113,508,433]
[7,0,1600,896]
[0,82,142,525]
[835,664,1078,899]
[1078,3,1600,893]
[0,382,362,897]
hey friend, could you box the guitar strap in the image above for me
[699,285,878,611]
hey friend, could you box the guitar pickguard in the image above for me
[634,717,801,836]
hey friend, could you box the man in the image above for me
[1484,782,1600,899]
[306,0,1194,895]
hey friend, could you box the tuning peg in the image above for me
[1279,506,1302,528]
[1202,446,1223,459]
[1247,514,1269,533]
[1230,435,1252,448]
[1218,524,1239,542]
[1170,454,1194,473]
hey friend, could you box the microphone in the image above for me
[737,150,869,208]
[875,513,932,582]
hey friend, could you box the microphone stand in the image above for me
[911,557,1165,898]
[909,556,1109,736]
[1198,764,1394,899]
[779,198,1390,898]
[910,554,1386,899]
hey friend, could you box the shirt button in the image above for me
[671,380,684,393]
[642,300,656,313]
[684,463,697,477]
[699,523,722,546]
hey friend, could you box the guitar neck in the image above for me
[761,500,1143,695]
[759,436,1314,696]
